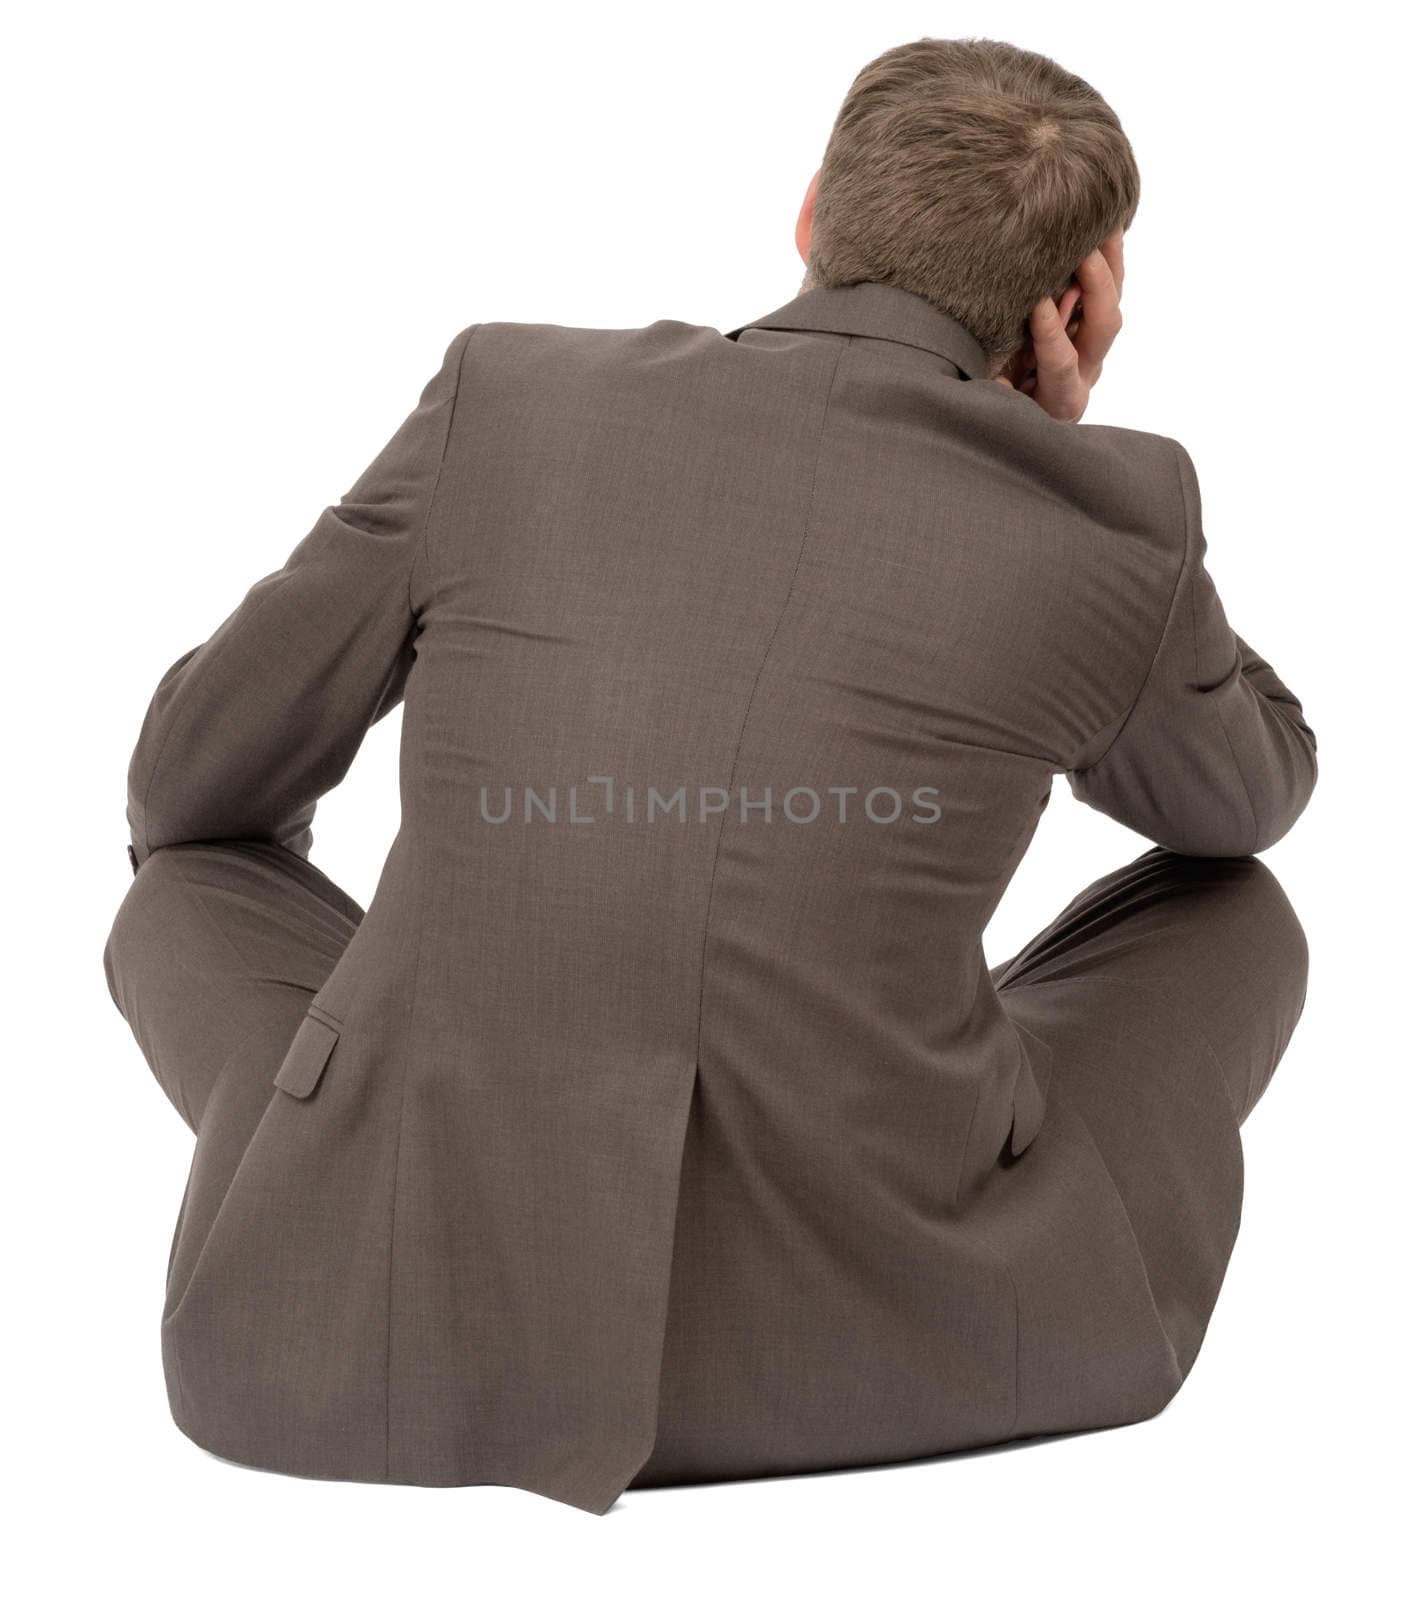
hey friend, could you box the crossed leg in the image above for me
[102,840,362,1310]
[104,837,1310,1434]
[991,844,1309,1375]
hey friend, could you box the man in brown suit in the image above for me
[103,38,1314,1514]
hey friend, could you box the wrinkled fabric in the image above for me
[104,284,1315,1513]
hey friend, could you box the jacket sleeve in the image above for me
[1067,439,1318,856]
[124,323,477,872]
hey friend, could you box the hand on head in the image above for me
[994,230,1125,422]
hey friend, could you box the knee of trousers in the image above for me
[1184,852,1308,1020]
[102,845,202,1020]
[1152,850,1311,1121]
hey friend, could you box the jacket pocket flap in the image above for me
[274,1012,339,1100]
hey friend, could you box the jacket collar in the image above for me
[726,282,990,380]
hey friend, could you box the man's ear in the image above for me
[795,170,820,266]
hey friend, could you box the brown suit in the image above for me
[103,283,1315,1514]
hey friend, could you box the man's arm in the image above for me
[124,323,478,872]
[1067,439,1318,856]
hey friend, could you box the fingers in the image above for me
[998,231,1126,420]
[1100,228,1125,301]
[1028,298,1088,421]
[1072,246,1122,382]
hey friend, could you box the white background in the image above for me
[6,1,1407,1593]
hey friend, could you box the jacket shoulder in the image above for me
[1067,418,1196,545]
[1075,418,1200,490]
[459,315,719,354]
[1051,407,1181,480]
[974,382,1193,545]
[1084,423,1209,555]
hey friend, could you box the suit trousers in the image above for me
[102,838,1308,1480]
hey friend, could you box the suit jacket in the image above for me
[125,283,1317,1512]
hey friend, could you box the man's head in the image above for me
[797,38,1139,374]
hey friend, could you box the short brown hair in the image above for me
[808,38,1140,368]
